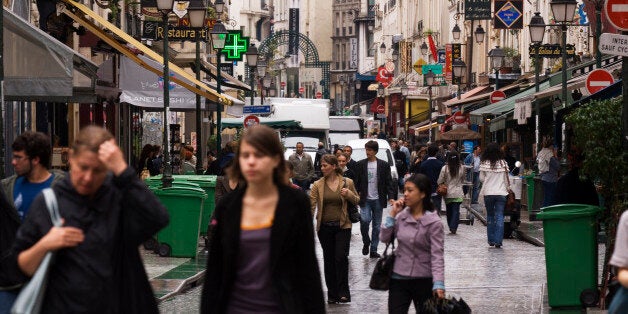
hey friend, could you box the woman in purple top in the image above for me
[201,125,325,313]
[381,173,445,313]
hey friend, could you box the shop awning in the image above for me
[442,86,491,107]
[470,80,552,116]
[200,60,251,91]
[445,83,522,108]
[220,118,303,130]
[532,75,586,99]
[59,0,231,106]
[118,55,243,109]
[3,7,98,102]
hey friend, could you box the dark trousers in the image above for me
[317,225,351,300]
[388,277,433,314]
[293,178,311,191]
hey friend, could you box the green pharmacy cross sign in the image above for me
[220,31,250,61]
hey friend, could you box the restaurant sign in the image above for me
[142,21,208,41]
[528,44,576,58]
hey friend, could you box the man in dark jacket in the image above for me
[419,144,445,213]
[354,140,396,258]
[343,145,358,173]
[391,140,408,190]
[313,142,330,179]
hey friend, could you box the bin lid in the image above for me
[172,175,217,187]
[536,205,602,220]
[153,186,207,199]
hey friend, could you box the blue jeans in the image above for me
[471,172,481,204]
[609,286,628,314]
[0,290,18,314]
[484,195,506,245]
[360,199,383,253]
[445,201,461,232]
[431,195,442,213]
[542,180,557,207]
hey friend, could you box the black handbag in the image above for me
[369,235,395,290]
[342,178,360,223]
[420,295,472,314]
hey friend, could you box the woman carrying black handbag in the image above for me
[380,173,445,313]
[310,154,360,304]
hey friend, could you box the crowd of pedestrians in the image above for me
[1,124,625,313]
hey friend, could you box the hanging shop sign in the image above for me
[528,44,576,58]
[494,0,523,29]
[220,31,250,61]
[464,0,492,20]
[142,21,207,41]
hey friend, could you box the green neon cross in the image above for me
[221,31,249,61]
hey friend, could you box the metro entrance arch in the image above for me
[258,30,331,99]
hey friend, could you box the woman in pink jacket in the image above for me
[381,173,445,313]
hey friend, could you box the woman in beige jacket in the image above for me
[310,154,359,304]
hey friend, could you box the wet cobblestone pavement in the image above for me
[153,207,608,313]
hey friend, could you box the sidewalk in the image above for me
[142,246,207,301]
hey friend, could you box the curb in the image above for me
[157,270,206,302]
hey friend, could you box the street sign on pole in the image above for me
[490,90,506,103]
[585,69,614,95]
[599,33,628,57]
[376,105,385,114]
[243,115,260,128]
[315,91,323,99]
[281,81,286,87]
[605,0,628,31]
[298,87,304,93]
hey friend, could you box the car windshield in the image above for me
[282,137,319,150]
[350,147,394,165]
[329,133,361,147]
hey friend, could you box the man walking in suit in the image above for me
[354,140,395,258]
[419,144,445,212]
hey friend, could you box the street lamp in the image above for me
[488,46,504,91]
[550,0,577,110]
[452,24,461,41]
[529,11,546,152]
[425,69,436,142]
[189,0,206,174]
[474,24,486,44]
[339,75,346,115]
[246,43,259,107]
[355,80,362,103]
[453,58,467,99]
[420,42,429,61]
[210,19,227,156]
[380,43,386,54]
[157,0,174,187]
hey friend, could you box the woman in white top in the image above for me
[437,152,465,234]
[479,143,510,248]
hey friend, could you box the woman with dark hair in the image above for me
[201,125,325,313]
[310,154,359,304]
[337,152,356,181]
[137,144,154,177]
[381,173,445,313]
[479,142,510,248]
[437,152,465,234]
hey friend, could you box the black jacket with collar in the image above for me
[201,184,325,313]
[354,158,396,207]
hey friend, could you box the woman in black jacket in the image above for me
[201,125,325,313]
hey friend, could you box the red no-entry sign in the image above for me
[585,69,614,95]
[605,0,628,31]
[490,90,506,104]
[243,115,260,128]
[377,105,385,114]
[299,87,305,93]
[315,91,323,99]
[280,81,286,87]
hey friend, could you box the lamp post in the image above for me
[425,69,435,142]
[488,46,504,91]
[452,58,467,100]
[355,80,362,104]
[400,81,409,134]
[262,75,272,103]
[246,43,259,107]
[210,17,227,156]
[550,0,578,111]
[188,0,206,174]
[256,60,267,103]
[377,82,385,132]
[529,12,546,152]
[339,75,346,115]
[157,0,174,187]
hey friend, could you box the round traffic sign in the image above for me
[489,90,507,104]
[585,69,614,95]
[299,87,305,93]
[243,115,260,128]
[452,111,467,124]
[315,91,323,99]
[605,0,628,31]
[377,105,385,114]
[280,81,286,87]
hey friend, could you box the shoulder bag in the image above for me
[11,188,62,314]
[342,178,361,223]
[503,162,516,212]
[369,233,395,290]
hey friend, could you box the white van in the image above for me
[345,139,398,188]
[329,116,365,147]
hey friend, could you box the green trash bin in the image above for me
[524,172,535,211]
[536,204,602,308]
[153,186,207,258]
[184,176,217,236]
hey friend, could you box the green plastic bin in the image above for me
[153,186,207,258]
[536,204,602,308]
[523,173,535,211]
